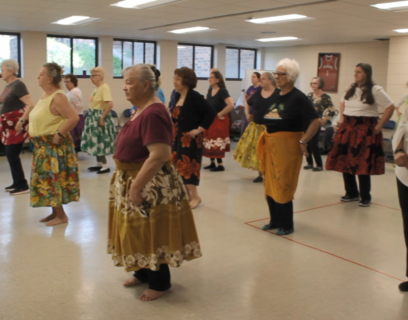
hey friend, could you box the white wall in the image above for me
[263,41,390,107]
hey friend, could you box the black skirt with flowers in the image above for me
[171,106,203,186]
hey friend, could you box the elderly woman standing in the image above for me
[29,63,80,226]
[256,59,320,235]
[203,71,234,171]
[0,59,35,195]
[108,64,202,302]
[234,72,277,183]
[326,63,395,207]
[242,72,262,133]
[171,67,216,209]
[81,66,116,174]
[304,76,336,172]
[64,74,85,154]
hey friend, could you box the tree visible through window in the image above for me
[177,44,213,78]
[0,33,21,76]
[226,47,256,79]
[47,35,98,77]
[113,39,156,78]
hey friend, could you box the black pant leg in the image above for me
[310,130,323,167]
[277,201,294,231]
[306,145,313,166]
[343,173,359,197]
[266,196,279,228]
[323,127,334,149]
[358,175,371,202]
[5,143,28,189]
[134,269,149,283]
[147,264,171,292]
[397,178,408,277]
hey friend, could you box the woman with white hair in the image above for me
[81,66,117,174]
[234,72,278,183]
[0,59,35,195]
[108,64,201,301]
[256,58,321,235]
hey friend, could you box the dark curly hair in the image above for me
[43,62,63,87]
[174,67,197,89]
[344,63,375,105]
[64,74,78,87]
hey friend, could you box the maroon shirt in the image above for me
[114,103,173,163]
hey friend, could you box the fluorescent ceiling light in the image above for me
[111,0,156,8]
[247,14,308,24]
[256,36,298,42]
[169,27,210,34]
[394,28,408,33]
[54,16,90,25]
[371,1,408,10]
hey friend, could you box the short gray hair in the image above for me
[263,72,277,87]
[123,64,159,93]
[1,59,19,75]
[276,58,300,83]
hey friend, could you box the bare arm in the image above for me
[128,143,171,206]
[338,101,345,124]
[100,101,114,127]
[300,119,321,157]
[15,94,35,133]
[395,134,408,169]
[50,93,79,144]
[375,104,395,134]
[218,97,234,118]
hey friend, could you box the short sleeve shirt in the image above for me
[114,103,173,163]
[306,92,334,118]
[248,89,279,124]
[246,85,262,98]
[90,83,112,110]
[206,87,230,113]
[254,87,319,133]
[343,85,393,117]
[67,87,83,114]
[0,79,29,115]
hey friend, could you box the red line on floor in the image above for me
[244,202,342,224]
[246,223,405,282]
[372,203,401,211]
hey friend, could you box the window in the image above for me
[225,47,257,80]
[113,39,156,78]
[0,33,21,76]
[47,35,98,77]
[177,44,213,79]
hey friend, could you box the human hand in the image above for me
[99,117,105,127]
[52,133,63,145]
[395,151,408,169]
[129,188,143,206]
[15,121,23,133]
[188,129,202,138]
[374,124,382,135]
[217,113,225,120]
[300,143,309,158]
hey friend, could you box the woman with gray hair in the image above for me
[234,72,278,183]
[256,58,321,235]
[108,64,202,301]
[0,59,35,195]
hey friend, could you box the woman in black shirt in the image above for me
[256,58,321,235]
[203,71,234,171]
[171,67,216,209]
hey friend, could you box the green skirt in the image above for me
[81,108,117,156]
[30,134,80,207]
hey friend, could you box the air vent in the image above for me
[260,31,276,34]
[375,38,390,41]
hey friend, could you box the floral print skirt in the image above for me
[108,158,202,272]
[81,108,117,156]
[325,115,384,175]
[0,109,29,145]
[70,114,85,152]
[203,115,230,158]
[234,121,265,171]
[30,134,80,207]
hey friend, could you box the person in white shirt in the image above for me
[326,63,395,207]
[64,74,84,154]
[393,104,408,292]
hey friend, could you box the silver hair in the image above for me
[1,59,19,75]
[123,64,159,93]
[263,72,277,87]
[276,58,300,83]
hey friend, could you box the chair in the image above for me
[110,110,121,130]
[383,120,396,161]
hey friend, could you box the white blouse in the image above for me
[66,87,83,115]
[343,85,393,117]
[393,106,408,186]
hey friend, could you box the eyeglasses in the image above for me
[310,82,318,85]
[273,72,287,77]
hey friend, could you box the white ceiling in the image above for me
[0,0,407,47]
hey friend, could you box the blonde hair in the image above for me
[276,58,300,83]
[90,66,105,79]
[263,72,277,87]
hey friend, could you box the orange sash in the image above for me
[257,131,303,204]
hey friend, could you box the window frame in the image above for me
[0,32,22,78]
[177,43,214,80]
[113,38,157,79]
[225,47,257,81]
[47,34,99,78]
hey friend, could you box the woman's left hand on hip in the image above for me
[300,143,309,158]
[374,124,382,134]
[52,134,62,145]
[129,189,143,206]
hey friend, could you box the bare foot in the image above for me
[45,217,68,226]
[123,277,142,287]
[140,289,167,301]
[190,197,202,209]
[39,213,56,222]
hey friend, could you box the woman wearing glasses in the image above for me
[81,67,117,174]
[256,59,321,235]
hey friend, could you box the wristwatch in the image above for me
[394,148,405,155]
[299,140,307,145]
[19,119,25,123]
[56,130,64,138]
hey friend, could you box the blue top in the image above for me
[156,87,166,103]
